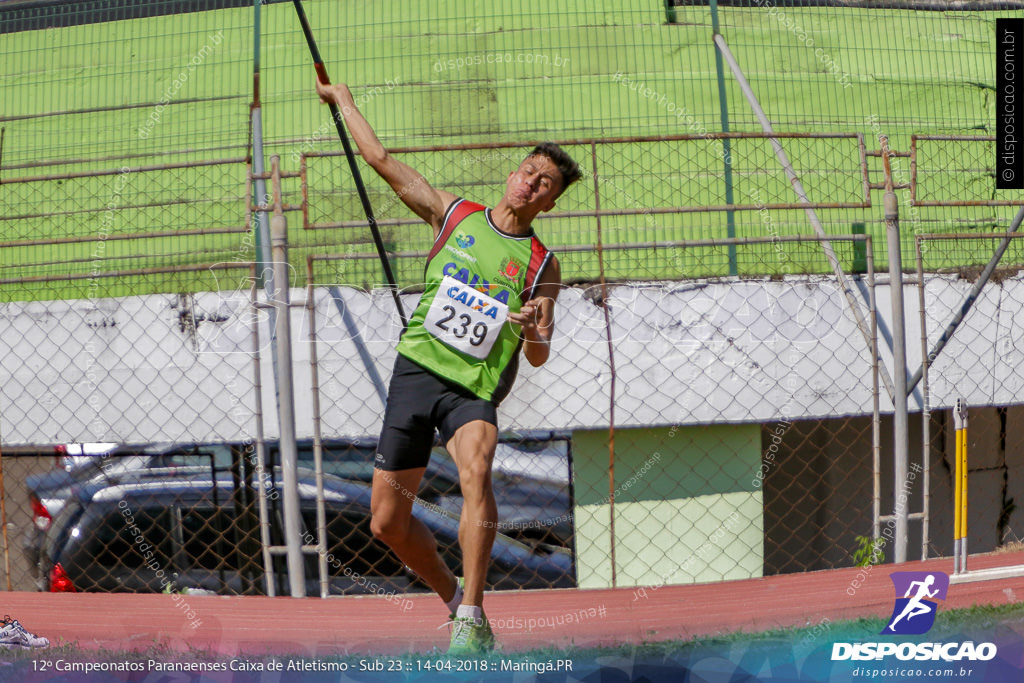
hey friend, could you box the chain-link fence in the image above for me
[299,135,871,286]
[2,138,1022,596]
[915,230,1024,568]
[3,0,1024,598]
[576,236,879,586]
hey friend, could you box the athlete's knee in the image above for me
[370,510,410,545]
[458,460,494,503]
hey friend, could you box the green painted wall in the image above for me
[571,424,763,589]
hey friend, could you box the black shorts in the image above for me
[375,354,498,471]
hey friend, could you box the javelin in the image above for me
[291,0,407,327]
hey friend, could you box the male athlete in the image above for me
[317,80,580,653]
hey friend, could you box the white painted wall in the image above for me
[1,272,1019,446]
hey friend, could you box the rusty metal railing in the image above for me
[299,132,872,231]
[910,136,1024,207]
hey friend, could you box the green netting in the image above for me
[0,0,1021,299]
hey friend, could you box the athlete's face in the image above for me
[505,154,564,214]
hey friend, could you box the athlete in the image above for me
[316,80,580,653]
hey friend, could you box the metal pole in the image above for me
[708,0,738,276]
[251,0,277,598]
[252,120,274,287]
[251,0,280,406]
[953,399,964,573]
[251,0,272,287]
[712,33,896,402]
[269,155,306,597]
[248,261,276,597]
[871,240,882,544]
[0,443,11,591]
[881,137,909,564]
[916,235,931,561]
[954,399,968,574]
[305,257,329,598]
[592,142,617,588]
[961,401,968,574]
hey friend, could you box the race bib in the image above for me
[424,276,509,359]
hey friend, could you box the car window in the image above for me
[297,443,377,482]
[88,506,174,570]
[179,506,240,571]
[151,445,232,469]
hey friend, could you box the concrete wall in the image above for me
[571,425,763,589]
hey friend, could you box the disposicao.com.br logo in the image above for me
[883,571,949,635]
[831,571,997,662]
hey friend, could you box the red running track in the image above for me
[5,551,1024,657]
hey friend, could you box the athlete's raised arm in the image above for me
[316,81,457,237]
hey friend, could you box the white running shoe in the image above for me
[0,615,49,649]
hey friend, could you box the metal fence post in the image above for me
[881,137,909,564]
[269,155,306,597]
[708,0,738,276]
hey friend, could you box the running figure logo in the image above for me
[881,571,949,635]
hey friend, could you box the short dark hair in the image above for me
[529,142,581,198]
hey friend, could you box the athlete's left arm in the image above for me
[509,256,561,367]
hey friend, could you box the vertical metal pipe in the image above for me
[306,256,328,598]
[954,397,962,573]
[916,236,931,561]
[269,155,306,597]
[249,261,276,597]
[881,137,909,564]
[592,142,616,588]
[869,237,881,543]
[953,399,965,574]
[707,0,737,275]
[250,0,277,597]
[251,0,273,290]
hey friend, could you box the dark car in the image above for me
[40,468,573,596]
[27,437,572,589]
[23,443,239,589]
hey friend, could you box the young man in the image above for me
[316,81,580,653]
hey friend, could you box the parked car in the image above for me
[26,438,572,589]
[40,468,574,596]
[23,442,231,589]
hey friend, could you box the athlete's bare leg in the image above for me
[446,419,499,608]
[370,466,460,602]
